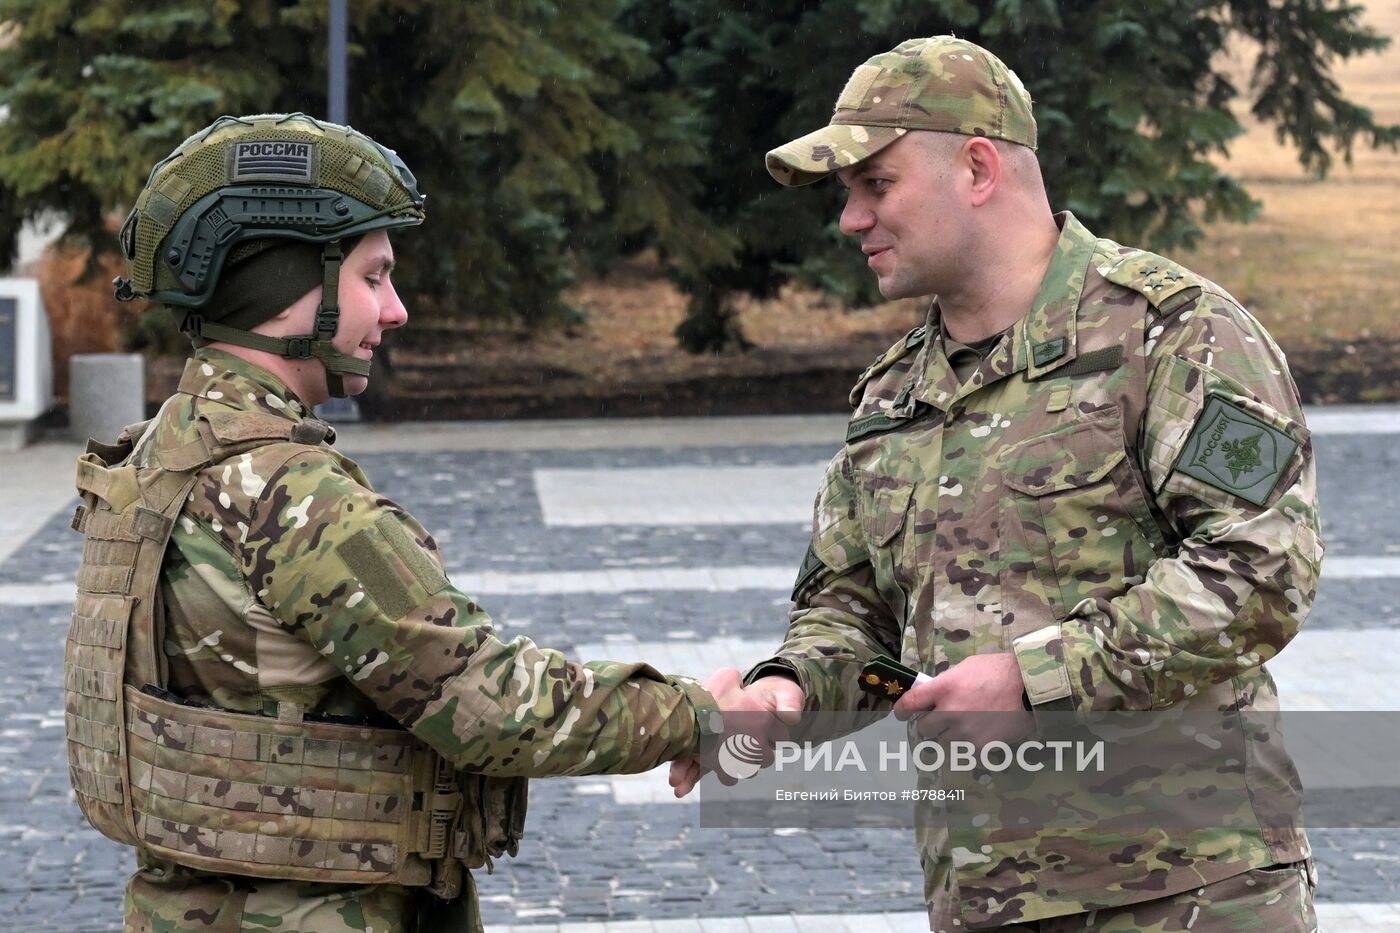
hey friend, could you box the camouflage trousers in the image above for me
[124,852,483,933]
[983,861,1318,932]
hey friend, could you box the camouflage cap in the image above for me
[766,36,1037,187]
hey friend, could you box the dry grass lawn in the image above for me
[1182,0,1400,347]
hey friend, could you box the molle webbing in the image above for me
[124,685,446,885]
[65,422,199,849]
[64,404,527,890]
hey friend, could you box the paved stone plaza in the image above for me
[1,412,1397,932]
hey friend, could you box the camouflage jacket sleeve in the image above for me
[1013,288,1324,711]
[241,448,719,775]
[744,450,903,712]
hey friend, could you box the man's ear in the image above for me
[964,137,1002,208]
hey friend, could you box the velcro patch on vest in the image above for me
[1173,395,1298,506]
[229,140,318,183]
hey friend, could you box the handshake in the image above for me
[667,669,806,797]
[668,653,1037,797]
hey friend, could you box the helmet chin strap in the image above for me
[175,241,371,400]
[312,241,357,399]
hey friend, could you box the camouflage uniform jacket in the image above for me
[137,349,717,924]
[750,214,1322,929]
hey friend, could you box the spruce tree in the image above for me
[0,0,1393,357]
[0,0,719,337]
[640,0,1399,351]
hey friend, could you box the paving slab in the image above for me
[1,411,1398,929]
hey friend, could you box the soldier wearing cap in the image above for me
[63,113,767,932]
[675,37,1322,930]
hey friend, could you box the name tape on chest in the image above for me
[1173,396,1297,506]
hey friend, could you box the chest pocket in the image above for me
[998,409,1166,634]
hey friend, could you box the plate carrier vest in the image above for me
[63,407,526,898]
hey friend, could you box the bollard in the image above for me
[69,353,145,445]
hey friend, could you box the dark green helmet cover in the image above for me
[114,113,426,397]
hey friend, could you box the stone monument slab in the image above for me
[0,278,53,450]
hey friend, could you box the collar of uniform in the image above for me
[911,214,1096,410]
[911,305,961,412]
[915,308,1019,411]
[918,319,963,406]
[177,349,314,423]
[1018,211,1097,381]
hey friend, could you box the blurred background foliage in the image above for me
[0,0,1395,355]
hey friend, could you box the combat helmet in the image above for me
[113,113,426,396]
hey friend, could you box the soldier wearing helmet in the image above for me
[112,112,429,400]
[66,113,765,932]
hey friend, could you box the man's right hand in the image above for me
[668,670,805,798]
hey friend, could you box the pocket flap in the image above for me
[859,477,914,545]
[1003,414,1127,497]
